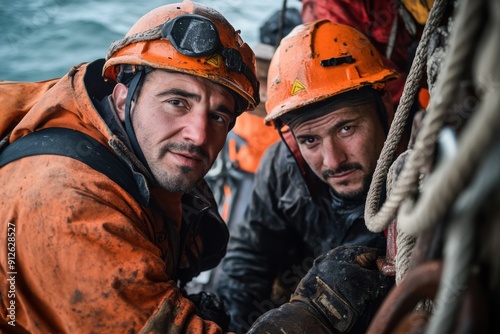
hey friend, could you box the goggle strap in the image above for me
[106,25,163,60]
[243,65,260,106]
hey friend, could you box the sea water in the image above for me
[0,0,301,82]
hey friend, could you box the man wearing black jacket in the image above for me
[218,20,398,333]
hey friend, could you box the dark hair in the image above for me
[281,87,390,134]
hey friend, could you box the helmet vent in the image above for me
[320,55,355,67]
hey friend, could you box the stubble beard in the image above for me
[153,166,202,193]
[151,143,210,193]
[323,162,372,201]
[330,176,371,201]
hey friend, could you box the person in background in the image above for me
[217,19,398,333]
[205,43,280,241]
[205,7,301,230]
[259,7,303,47]
[0,1,259,332]
[187,7,302,295]
[186,43,280,295]
[208,5,302,242]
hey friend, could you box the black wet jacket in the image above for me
[217,140,386,333]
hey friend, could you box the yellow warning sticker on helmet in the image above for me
[291,78,306,95]
[207,54,222,67]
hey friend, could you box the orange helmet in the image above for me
[103,0,259,113]
[265,20,398,125]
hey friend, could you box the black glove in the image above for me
[248,246,394,333]
[188,291,230,332]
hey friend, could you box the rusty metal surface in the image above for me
[366,261,442,334]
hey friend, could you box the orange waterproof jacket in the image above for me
[0,60,228,333]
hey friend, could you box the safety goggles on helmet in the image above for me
[161,14,219,57]
[106,14,259,107]
[161,14,258,97]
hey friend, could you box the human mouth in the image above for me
[322,163,363,182]
[164,143,208,167]
[328,169,357,182]
[171,151,204,167]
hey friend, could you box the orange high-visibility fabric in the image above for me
[228,113,280,174]
[0,78,59,137]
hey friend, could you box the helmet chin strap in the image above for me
[124,71,153,175]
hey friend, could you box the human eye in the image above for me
[209,113,225,123]
[209,110,234,127]
[297,136,318,147]
[339,125,355,136]
[167,99,187,108]
[206,113,230,132]
[340,125,352,133]
[162,98,190,115]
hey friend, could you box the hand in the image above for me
[291,245,394,332]
[188,291,230,332]
[247,246,394,333]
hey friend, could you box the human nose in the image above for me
[322,137,347,170]
[183,111,209,146]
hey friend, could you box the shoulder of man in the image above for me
[258,140,297,174]
[0,79,60,140]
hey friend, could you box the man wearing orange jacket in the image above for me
[0,1,259,332]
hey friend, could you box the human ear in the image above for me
[112,83,129,122]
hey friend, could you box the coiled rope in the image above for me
[396,0,492,235]
[367,0,500,332]
[364,0,449,233]
[401,0,500,330]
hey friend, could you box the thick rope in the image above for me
[426,142,500,334]
[411,0,500,329]
[364,0,448,232]
[395,221,416,284]
[386,151,416,284]
[397,0,495,235]
[399,93,500,234]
